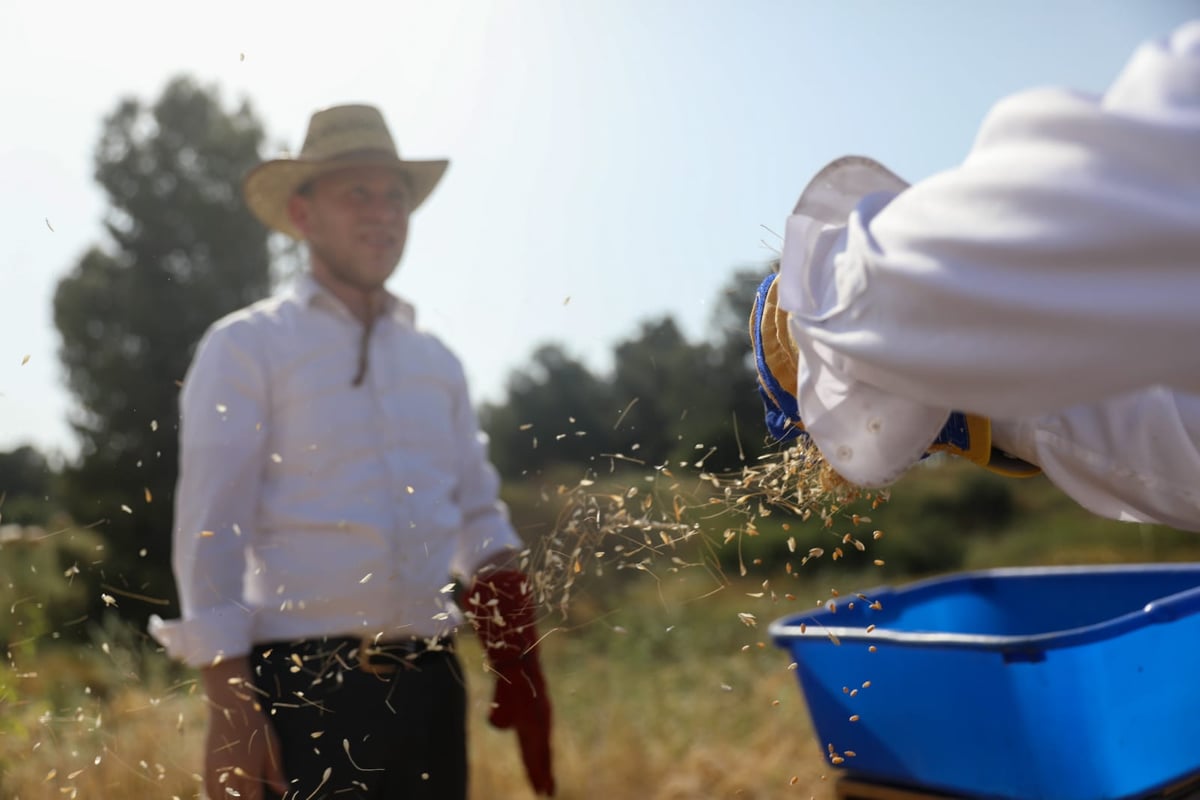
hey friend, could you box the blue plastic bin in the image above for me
[769,564,1200,800]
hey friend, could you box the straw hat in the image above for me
[243,104,449,239]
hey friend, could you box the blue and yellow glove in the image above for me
[750,272,803,444]
[750,273,1040,478]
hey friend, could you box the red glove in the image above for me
[465,569,555,796]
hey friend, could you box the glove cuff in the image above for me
[751,273,805,443]
[464,570,541,665]
[749,272,1040,480]
[929,412,1041,478]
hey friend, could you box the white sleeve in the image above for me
[998,388,1200,533]
[448,367,523,577]
[148,323,269,667]
[775,25,1200,522]
[799,82,1200,422]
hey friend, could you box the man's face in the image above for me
[288,165,411,291]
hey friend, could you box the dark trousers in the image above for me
[251,638,468,800]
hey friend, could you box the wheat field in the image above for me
[0,575,840,800]
[11,460,1188,799]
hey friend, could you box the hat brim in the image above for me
[243,153,449,239]
[778,156,952,487]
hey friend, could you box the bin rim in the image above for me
[768,562,1200,657]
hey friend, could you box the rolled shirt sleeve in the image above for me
[149,321,268,667]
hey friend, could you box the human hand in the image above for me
[201,658,288,800]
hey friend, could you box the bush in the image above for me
[0,522,105,654]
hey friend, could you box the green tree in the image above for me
[692,267,773,470]
[608,316,708,466]
[482,344,614,477]
[52,77,271,630]
[609,268,768,473]
[482,268,773,481]
[0,446,57,526]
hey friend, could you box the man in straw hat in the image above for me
[149,104,555,798]
[751,20,1200,531]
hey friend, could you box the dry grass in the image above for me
[12,444,1192,799]
[0,651,206,798]
[7,446,1192,798]
[0,577,840,800]
[1,439,887,800]
[468,577,838,799]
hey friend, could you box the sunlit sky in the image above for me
[2,0,1197,461]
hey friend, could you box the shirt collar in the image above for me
[291,272,417,326]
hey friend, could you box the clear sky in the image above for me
[2,0,1197,462]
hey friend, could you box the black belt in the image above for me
[255,634,456,677]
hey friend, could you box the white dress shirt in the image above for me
[776,21,1200,530]
[149,275,522,667]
